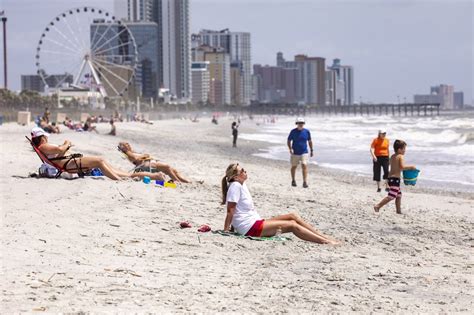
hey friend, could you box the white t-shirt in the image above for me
[226,182,261,235]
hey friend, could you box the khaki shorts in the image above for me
[290,153,309,167]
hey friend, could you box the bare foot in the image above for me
[374,205,380,213]
[396,210,402,214]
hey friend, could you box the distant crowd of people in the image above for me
[35,108,154,136]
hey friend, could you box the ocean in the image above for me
[239,112,474,192]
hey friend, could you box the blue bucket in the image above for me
[403,169,420,186]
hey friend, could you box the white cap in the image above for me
[31,127,49,138]
[378,129,387,134]
[295,117,305,124]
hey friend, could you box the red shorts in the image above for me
[245,219,265,237]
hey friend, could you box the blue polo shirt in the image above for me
[288,128,312,155]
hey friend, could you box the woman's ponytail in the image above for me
[221,163,240,205]
[221,176,228,205]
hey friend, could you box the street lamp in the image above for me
[1,15,7,89]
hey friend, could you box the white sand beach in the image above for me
[0,117,472,313]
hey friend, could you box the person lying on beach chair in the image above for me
[28,127,165,181]
[221,163,340,245]
[26,134,87,178]
[118,142,192,183]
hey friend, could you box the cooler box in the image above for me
[403,169,420,186]
[17,111,31,125]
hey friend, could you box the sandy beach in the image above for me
[0,117,473,313]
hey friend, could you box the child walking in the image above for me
[374,140,417,214]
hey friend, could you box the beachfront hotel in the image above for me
[413,84,467,110]
[114,0,191,102]
[253,52,353,107]
[191,61,210,105]
[196,29,252,105]
[328,58,354,106]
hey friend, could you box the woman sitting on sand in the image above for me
[83,117,98,133]
[39,118,60,134]
[31,128,165,181]
[118,142,192,183]
[221,163,340,244]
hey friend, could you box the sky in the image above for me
[0,0,472,104]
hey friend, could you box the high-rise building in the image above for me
[127,22,159,99]
[252,63,299,104]
[193,45,231,105]
[282,67,298,103]
[230,61,243,105]
[253,64,283,103]
[21,74,73,92]
[276,52,285,68]
[431,84,454,110]
[325,69,346,106]
[325,70,337,105]
[253,52,303,104]
[454,91,464,109]
[251,74,260,103]
[154,0,191,101]
[197,29,251,105]
[127,0,153,22]
[208,51,231,106]
[414,84,456,110]
[90,21,159,99]
[21,75,45,92]
[191,61,210,105]
[117,0,191,101]
[328,59,354,105]
[295,55,326,105]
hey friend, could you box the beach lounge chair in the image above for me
[26,136,88,178]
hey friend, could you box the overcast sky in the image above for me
[1,0,472,103]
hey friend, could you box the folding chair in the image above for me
[26,136,88,178]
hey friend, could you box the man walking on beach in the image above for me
[287,117,313,188]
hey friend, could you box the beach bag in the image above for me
[38,163,59,178]
[403,169,420,186]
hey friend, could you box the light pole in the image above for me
[397,95,400,104]
[1,15,7,89]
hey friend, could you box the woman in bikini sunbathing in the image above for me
[31,127,165,181]
[118,142,192,183]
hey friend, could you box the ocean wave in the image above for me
[457,132,474,144]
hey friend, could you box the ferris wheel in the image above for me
[35,7,138,98]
